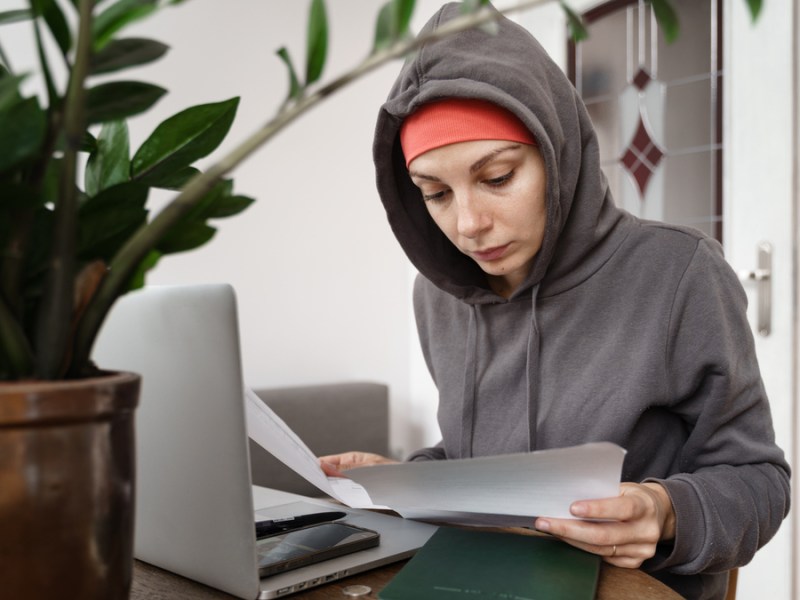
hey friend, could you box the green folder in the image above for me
[379,527,600,600]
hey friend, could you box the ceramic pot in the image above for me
[0,371,140,599]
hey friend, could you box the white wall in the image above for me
[118,0,445,459]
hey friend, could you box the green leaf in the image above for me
[80,131,98,153]
[373,3,393,52]
[31,0,71,58]
[460,0,489,13]
[206,194,254,219]
[0,96,46,172]
[0,9,33,25]
[276,47,302,101]
[157,221,216,254]
[174,178,253,221]
[180,178,232,222]
[90,37,169,76]
[305,0,328,85]
[373,0,416,53]
[93,0,158,50]
[32,12,58,106]
[648,0,679,44]
[148,165,199,190]
[85,80,167,124]
[130,97,239,184]
[85,120,131,197]
[0,72,26,110]
[745,0,763,21]
[78,181,148,261]
[126,249,160,291]
[561,1,589,42]
[393,0,416,34]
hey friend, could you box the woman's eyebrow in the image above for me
[469,144,522,174]
[408,172,441,182]
[408,143,523,181]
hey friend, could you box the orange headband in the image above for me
[399,98,536,167]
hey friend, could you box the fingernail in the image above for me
[535,519,550,532]
[571,503,588,517]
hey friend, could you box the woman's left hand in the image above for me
[534,482,676,569]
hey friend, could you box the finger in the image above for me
[570,495,643,522]
[538,532,651,569]
[536,517,621,547]
[319,461,347,478]
[318,452,363,469]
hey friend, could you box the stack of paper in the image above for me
[245,388,625,526]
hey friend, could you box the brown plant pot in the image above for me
[0,371,140,599]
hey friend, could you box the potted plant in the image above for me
[0,0,258,596]
[0,0,757,597]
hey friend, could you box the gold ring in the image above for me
[611,545,617,557]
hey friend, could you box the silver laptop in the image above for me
[93,283,436,599]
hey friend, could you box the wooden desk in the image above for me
[132,554,682,600]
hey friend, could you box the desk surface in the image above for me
[132,554,682,600]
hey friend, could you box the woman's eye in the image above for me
[485,171,514,187]
[423,189,449,203]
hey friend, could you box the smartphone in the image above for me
[256,521,380,577]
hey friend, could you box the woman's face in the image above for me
[408,140,547,298]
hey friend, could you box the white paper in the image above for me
[346,443,625,520]
[244,388,385,508]
[244,388,626,523]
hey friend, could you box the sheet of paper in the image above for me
[345,443,626,520]
[245,388,625,522]
[243,388,384,508]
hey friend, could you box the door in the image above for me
[518,1,797,597]
[724,1,797,598]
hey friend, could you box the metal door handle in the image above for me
[737,242,772,336]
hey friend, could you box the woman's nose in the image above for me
[456,195,491,239]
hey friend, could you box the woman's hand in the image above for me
[534,482,676,569]
[318,452,399,477]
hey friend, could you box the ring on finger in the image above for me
[610,545,617,557]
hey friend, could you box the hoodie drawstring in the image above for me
[459,305,478,458]
[526,284,541,451]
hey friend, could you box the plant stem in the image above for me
[35,0,94,379]
[68,0,554,374]
[0,296,34,378]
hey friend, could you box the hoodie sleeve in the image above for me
[407,442,447,461]
[644,238,790,574]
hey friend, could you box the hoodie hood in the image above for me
[373,2,628,303]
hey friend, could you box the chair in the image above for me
[725,568,738,600]
[248,381,390,496]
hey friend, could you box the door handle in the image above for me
[737,242,772,337]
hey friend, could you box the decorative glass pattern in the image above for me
[620,113,664,197]
[569,0,722,240]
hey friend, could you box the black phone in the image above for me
[256,521,380,577]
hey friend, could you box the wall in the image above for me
[118,0,444,459]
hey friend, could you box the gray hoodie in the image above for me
[372,3,789,599]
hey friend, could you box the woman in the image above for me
[321,4,790,598]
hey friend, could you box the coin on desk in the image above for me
[342,584,372,597]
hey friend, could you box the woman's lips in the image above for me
[472,244,509,261]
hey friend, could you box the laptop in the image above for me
[93,283,437,599]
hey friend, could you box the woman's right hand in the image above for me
[318,452,398,477]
